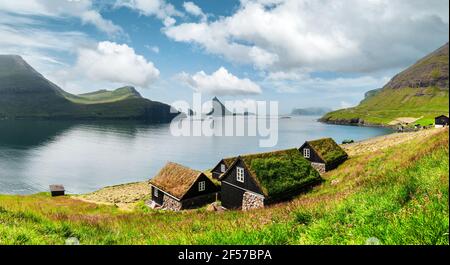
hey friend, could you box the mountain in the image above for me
[206,97,234,116]
[0,55,178,122]
[291,107,332,116]
[320,43,449,126]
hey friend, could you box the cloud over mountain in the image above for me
[75,41,160,88]
[177,67,262,96]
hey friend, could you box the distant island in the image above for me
[291,107,332,116]
[0,55,179,122]
[320,42,449,127]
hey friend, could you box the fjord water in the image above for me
[0,117,392,194]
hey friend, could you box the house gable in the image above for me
[182,173,219,200]
[299,142,325,164]
[221,158,264,196]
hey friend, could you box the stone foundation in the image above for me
[162,195,182,211]
[242,192,264,211]
[311,162,326,174]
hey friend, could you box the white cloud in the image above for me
[177,67,262,96]
[0,1,122,36]
[145,45,160,53]
[164,0,449,73]
[115,0,181,26]
[183,2,207,22]
[74,41,160,88]
[163,16,176,27]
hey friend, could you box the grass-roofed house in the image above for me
[219,149,322,210]
[299,138,348,174]
[149,162,220,211]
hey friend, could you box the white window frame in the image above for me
[220,164,226,173]
[303,148,310,158]
[153,187,158,197]
[198,181,206,192]
[236,167,245,183]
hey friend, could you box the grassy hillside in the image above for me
[321,43,449,126]
[63,86,142,105]
[0,128,448,245]
[0,55,178,122]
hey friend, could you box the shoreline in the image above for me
[6,128,442,210]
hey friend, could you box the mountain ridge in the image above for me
[320,42,449,126]
[0,55,178,122]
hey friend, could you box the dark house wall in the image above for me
[50,190,64,197]
[220,159,264,209]
[182,173,219,200]
[221,182,246,209]
[211,160,227,179]
[435,116,449,125]
[299,143,324,164]
[151,186,164,206]
[221,159,263,195]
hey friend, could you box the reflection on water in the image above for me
[0,117,392,194]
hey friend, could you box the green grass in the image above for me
[63,86,142,105]
[0,129,448,245]
[322,87,449,125]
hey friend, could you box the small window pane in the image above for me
[198,181,205,191]
[236,167,245,183]
[303,148,310,158]
[221,164,226,172]
[153,188,158,197]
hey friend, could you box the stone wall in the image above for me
[311,162,326,174]
[242,192,264,211]
[162,195,182,211]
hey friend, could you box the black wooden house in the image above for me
[299,138,348,173]
[219,149,321,210]
[435,115,449,127]
[149,162,219,211]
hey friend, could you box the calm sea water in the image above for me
[0,116,392,194]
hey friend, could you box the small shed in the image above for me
[435,115,449,128]
[219,148,321,210]
[49,185,65,197]
[149,162,219,211]
[299,138,348,173]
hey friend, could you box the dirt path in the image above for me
[342,128,444,156]
[73,181,150,211]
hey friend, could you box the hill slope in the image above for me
[0,128,448,244]
[0,55,178,122]
[321,43,449,126]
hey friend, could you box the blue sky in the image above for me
[0,0,448,113]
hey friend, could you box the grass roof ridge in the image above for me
[229,148,321,198]
[149,162,203,199]
[307,138,347,164]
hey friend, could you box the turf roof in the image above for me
[306,138,348,165]
[222,148,321,198]
[149,162,204,199]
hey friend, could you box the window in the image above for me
[236,167,245,183]
[303,148,310,158]
[220,164,226,173]
[153,187,158,197]
[198,181,206,192]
